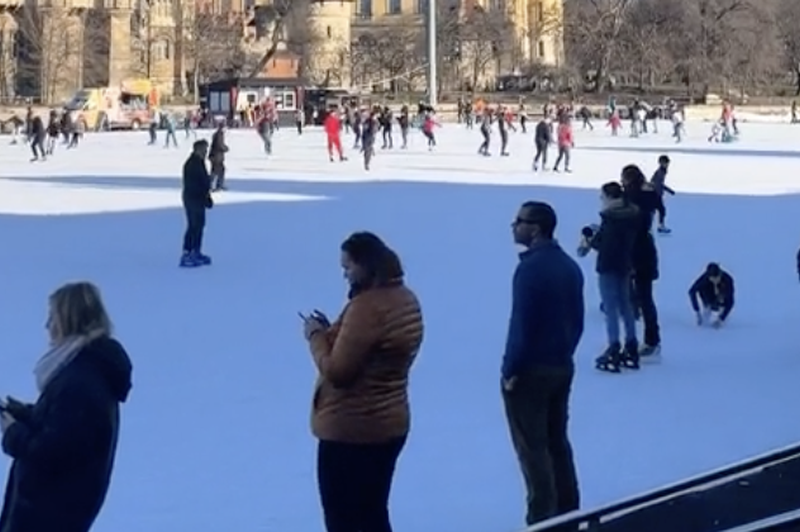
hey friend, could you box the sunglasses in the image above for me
[513,217,538,226]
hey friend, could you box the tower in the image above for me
[520,0,564,67]
[303,0,351,87]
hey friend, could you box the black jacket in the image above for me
[590,200,639,276]
[209,129,228,162]
[30,116,45,140]
[535,121,552,145]
[689,270,735,320]
[796,247,800,281]
[624,184,663,280]
[182,153,212,209]
[0,336,132,532]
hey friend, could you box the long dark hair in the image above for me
[341,232,404,298]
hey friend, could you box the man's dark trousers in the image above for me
[503,365,579,526]
[182,204,206,253]
[211,160,225,189]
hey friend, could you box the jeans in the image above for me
[503,366,580,525]
[317,436,406,532]
[598,273,638,346]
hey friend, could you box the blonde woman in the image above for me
[0,281,133,532]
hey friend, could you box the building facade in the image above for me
[0,0,563,103]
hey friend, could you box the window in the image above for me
[536,1,544,22]
[284,92,295,110]
[326,25,332,38]
[537,40,545,58]
[387,0,401,15]
[357,0,372,18]
[416,0,428,14]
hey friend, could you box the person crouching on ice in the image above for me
[324,107,346,162]
[689,262,734,328]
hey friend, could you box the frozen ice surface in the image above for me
[1,122,800,532]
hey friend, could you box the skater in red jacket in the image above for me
[324,109,346,162]
[553,118,574,173]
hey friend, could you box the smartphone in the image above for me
[312,310,330,327]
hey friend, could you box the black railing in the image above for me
[721,509,800,532]
[524,441,800,532]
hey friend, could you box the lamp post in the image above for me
[427,0,436,107]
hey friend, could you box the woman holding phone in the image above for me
[302,231,424,532]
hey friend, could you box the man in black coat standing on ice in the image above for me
[621,164,664,357]
[180,139,213,268]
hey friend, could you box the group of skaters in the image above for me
[568,157,739,373]
[8,107,85,161]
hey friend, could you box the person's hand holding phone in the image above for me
[0,399,15,433]
[300,311,327,340]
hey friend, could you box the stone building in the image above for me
[0,0,188,103]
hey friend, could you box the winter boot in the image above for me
[195,252,212,266]
[621,341,640,370]
[657,225,672,234]
[596,344,622,373]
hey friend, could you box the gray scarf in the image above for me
[34,330,105,392]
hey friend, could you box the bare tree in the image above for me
[16,6,82,103]
[775,0,800,95]
[563,0,634,92]
[617,0,679,90]
[180,5,246,101]
[459,4,514,92]
[351,22,424,92]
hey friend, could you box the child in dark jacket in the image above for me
[689,262,734,328]
[650,155,675,234]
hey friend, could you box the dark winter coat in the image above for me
[182,153,212,210]
[0,336,132,532]
[590,199,639,276]
[535,120,552,145]
[503,240,585,379]
[209,129,228,163]
[650,167,675,196]
[796,247,800,282]
[624,184,662,280]
[689,270,735,320]
[30,117,45,141]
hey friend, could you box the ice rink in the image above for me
[1,121,799,532]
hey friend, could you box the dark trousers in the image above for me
[30,138,44,158]
[503,366,579,526]
[317,436,406,532]
[554,146,571,170]
[534,142,548,167]
[182,204,206,253]
[655,195,667,225]
[211,160,225,188]
[632,273,660,346]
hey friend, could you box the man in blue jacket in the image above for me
[502,201,584,526]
